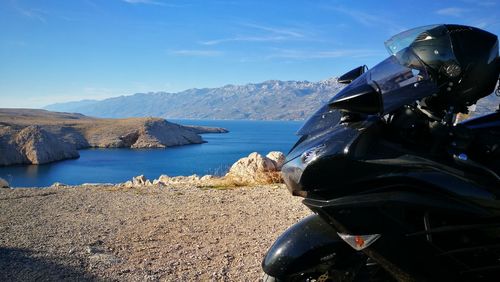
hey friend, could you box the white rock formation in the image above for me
[225,152,281,185]
[132,175,147,186]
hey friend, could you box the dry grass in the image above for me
[196,171,283,189]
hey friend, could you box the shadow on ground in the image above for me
[0,247,97,281]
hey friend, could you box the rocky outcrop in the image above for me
[0,125,79,166]
[224,152,282,185]
[0,177,9,188]
[0,109,227,166]
[124,174,204,187]
[184,126,229,134]
[131,119,203,148]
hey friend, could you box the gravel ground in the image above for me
[0,184,310,281]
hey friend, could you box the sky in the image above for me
[1,0,499,108]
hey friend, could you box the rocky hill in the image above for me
[0,109,227,166]
[45,78,345,120]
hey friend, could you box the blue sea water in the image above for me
[0,120,303,187]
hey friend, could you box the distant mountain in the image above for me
[45,78,345,120]
[45,78,498,120]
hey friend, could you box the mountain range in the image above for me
[45,78,345,120]
[45,78,498,120]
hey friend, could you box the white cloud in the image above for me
[460,0,497,7]
[435,7,468,17]
[327,6,404,31]
[200,23,306,46]
[201,36,290,46]
[242,23,304,38]
[267,48,385,60]
[123,0,161,4]
[169,49,223,57]
[121,0,183,7]
[16,7,47,23]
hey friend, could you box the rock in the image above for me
[225,152,282,185]
[132,175,147,186]
[123,180,134,187]
[145,180,153,186]
[156,175,170,185]
[266,151,286,170]
[200,175,215,182]
[86,245,103,255]
[51,182,67,187]
[89,253,121,266]
[0,177,9,188]
[184,126,229,134]
[168,175,200,184]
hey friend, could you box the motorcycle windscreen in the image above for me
[296,70,369,135]
[384,24,441,55]
[297,48,437,136]
[370,48,438,113]
[296,104,342,136]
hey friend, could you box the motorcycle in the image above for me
[262,24,500,282]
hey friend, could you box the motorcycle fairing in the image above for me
[262,214,360,279]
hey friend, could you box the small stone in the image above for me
[89,253,121,266]
[0,177,9,188]
[200,175,214,181]
[132,175,147,186]
[157,174,170,185]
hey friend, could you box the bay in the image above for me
[0,120,303,187]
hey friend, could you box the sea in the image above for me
[0,120,304,187]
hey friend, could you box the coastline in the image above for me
[0,109,228,167]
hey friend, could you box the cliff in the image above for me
[0,109,227,166]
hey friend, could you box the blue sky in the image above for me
[1,0,499,108]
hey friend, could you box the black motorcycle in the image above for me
[262,24,500,282]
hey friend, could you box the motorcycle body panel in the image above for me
[280,113,500,281]
[262,214,358,279]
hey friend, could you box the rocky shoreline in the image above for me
[0,109,227,166]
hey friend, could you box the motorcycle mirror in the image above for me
[338,65,368,84]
